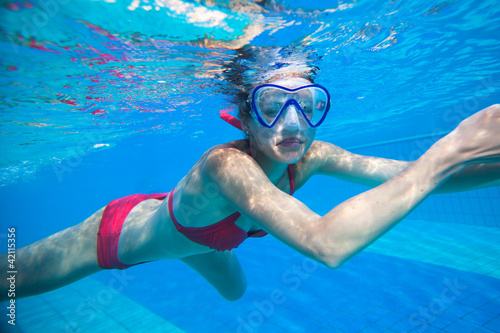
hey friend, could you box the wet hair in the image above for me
[222,46,320,122]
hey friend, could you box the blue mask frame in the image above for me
[248,84,331,128]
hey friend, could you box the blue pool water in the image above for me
[1,0,499,332]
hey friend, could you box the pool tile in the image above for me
[423,326,445,333]
[463,308,499,326]
[359,324,389,333]
[484,316,500,332]
[461,294,496,308]
[375,312,402,328]
[363,306,393,323]
[316,307,347,324]
[276,308,326,331]
[350,303,375,317]
[315,326,344,333]
[427,311,459,329]
[327,312,358,329]
[338,297,369,313]
[388,317,419,332]
[343,317,373,332]
[479,300,500,315]
[206,304,242,325]
[473,327,497,333]
[444,318,481,332]
[392,301,420,316]
[301,301,339,320]
[257,323,289,333]
[207,324,234,333]
[381,297,410,311]
[182,317,226,333]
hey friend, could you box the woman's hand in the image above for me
[438,104,500,172]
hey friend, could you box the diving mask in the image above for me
[248,84,331,128]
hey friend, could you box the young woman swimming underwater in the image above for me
[1,50,500,302]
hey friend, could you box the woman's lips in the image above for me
[278,138,302,147]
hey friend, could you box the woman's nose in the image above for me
[283,105,301,128]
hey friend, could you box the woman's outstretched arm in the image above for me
[314,143,500,194]
[204,105,500,269]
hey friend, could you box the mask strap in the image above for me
[220,108,243,131]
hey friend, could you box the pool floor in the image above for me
[2,219,499,333]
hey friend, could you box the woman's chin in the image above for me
[274,146,304,164]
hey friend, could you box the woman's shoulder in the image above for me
[175,140,254,198]
[300,140,346,165]
[293,140,348,178]
[203,139,250,159]
[201,140,254,171]
[308,140,346,154]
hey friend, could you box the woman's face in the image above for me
[245,77,317,164]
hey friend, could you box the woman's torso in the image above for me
[116,139,317,264]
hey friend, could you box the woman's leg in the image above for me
[181,251,247,301]
[0,208,105,302]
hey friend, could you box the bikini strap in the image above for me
[288,165,295,195]
[168,188,184,232]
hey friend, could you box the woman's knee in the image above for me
[220,278,247,301]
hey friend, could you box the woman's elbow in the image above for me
[304,227,352,270]
[311,241,351,270]
[316,255,345,270]
[312,246,345,270]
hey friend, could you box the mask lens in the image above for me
[254,87,285,125]
[307,87,328,126]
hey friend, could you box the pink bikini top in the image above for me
[168,165,294,251]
